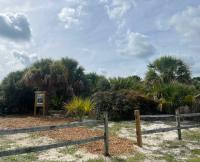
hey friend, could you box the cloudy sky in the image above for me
[0,0,200,80]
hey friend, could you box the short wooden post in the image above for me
[176,109,182,140]
[104,112,109,156]
[134,110,142,147]
[34,95,37,116]
[43,94,46,116]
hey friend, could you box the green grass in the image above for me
[183,130,200,142]
[160,140,186,149]
[109,122,134,135]
[111,152,145,162]
[187,157,200,162]
[0,137,18,151]
[191,149,200,155]
[87,159,105,162]
[1,153,38,162]
[160,154,177,162]
[59,146,78,155]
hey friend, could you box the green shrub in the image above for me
[50,96,63,110]
[0,71,34,114]
[149,82,196,113]
[184,95,195,106]
[64,97,94,121]
[92,90,159,120]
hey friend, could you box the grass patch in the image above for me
[87,159,105,162]
[1,153,38,162]
[191,149,200,155]
[59,146,78,155]
[161,154,177,162]
[28,133,40,140]
[187,157,200,162]
[183,130,200,142]
[160,140,186,149]
[0,138,17,151]
[109,122,134,135]
[111,152,145,162]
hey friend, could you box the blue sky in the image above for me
[0,0,200,80]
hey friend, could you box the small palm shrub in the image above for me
[184,95,195,106]
[50,96,63,110]
[64,97,94,121]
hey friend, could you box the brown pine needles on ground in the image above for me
[0,116,136,155]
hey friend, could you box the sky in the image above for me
[0,0,200,80]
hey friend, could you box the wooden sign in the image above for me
[34,91,46,116]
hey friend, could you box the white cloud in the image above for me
[0,42,38,81]
[116,30,155,57]
[100,0,136,28]
[0,13,31,41]
[58,1,86,29]
[168,5,200,44]
[13,51,38,67]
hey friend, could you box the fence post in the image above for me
[104,111,109,156]
[176,109,182,140]
[134,110,142,147]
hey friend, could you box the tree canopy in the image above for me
[0,55,199,115]
[145,56,191,84]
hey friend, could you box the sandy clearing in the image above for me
[1,116,199,161]
[38,148,77,161]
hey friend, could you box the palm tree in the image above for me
[146,56,191,84]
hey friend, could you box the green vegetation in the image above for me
[111,152,145,162]
[0,55,200,117]
[87,159,105,162]
[145,56,191,84]
[109,122,134,135]
[183,130,200,142]
[187,158,200,162]
[92,90,159,120]
[160,140,186,149]
[59,146,78,155]
[161,154,177,162]
[1,153,38,162]
[64,97,94,121]
[191,149,200,155]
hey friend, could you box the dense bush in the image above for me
[0,58,92,114]
[109,76,143,91]
[92,90,159,120]
[147,82,196,113]
[0,71,34,114]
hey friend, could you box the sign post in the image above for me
[34,91,46,116]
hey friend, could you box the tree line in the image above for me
[0,56,199,118]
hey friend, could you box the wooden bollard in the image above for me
[134,110,142,147]
[104,112,109,156]
[176,109,182,140]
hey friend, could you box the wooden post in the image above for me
[176,109,182,140]
[134,110,142,147]
[43,94,46,116]
[104,112,109,156]
[34,95,37,116]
